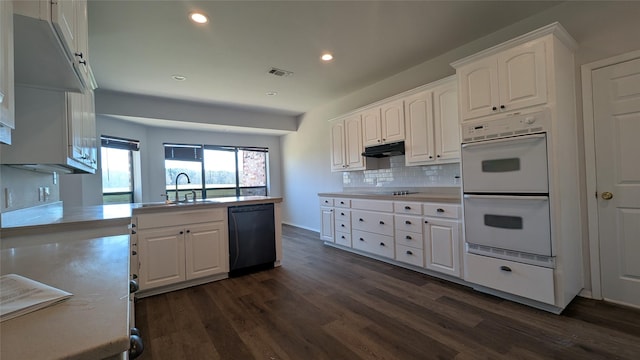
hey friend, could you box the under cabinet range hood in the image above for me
[361,141,405,158]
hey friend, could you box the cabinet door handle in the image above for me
[406,250,413,255]
[74,52,84,59]
[405,220,411,225]
[131,230,137,235]
[186,230,191,233]
[341,235,346,239]
[379,221,385,225]
[341,224,345,228]
[131,250,137,256]
[340,201,345,205]
[424,220,429,224]
[405,235,412,240]
[359,238,364,241]
[179,231,184,235]
[492,106,498,111]
[436,208,445,213]
[359,218,364,222]
[404,206,411,210]
[79,60,87,65]
[500,105,505,109]
[379,242,385,247]
[341,212,345,216]
[436,155,441,158]
[500,266,512,272]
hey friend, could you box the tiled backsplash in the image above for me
[343,156,461,188]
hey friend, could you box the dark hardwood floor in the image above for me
[135,225,640,359]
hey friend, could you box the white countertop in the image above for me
[0,235,131,360]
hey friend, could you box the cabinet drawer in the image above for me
[352,230,394,258]
[465,253,555,305]
[351,210,394,236]
[351,199,394,212]
[335,220,351,233]
[136,208,225,229]
[335,231,352,247]
[396,244,424,267]
[394,202,423,215]
[334,209,351,223]
[423,203,460,219]
[334,198,351,208]
[394,215,422,234]
[395,230,423,249]
[319,197,334,207]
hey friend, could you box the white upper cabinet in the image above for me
[0,0,14,136]
[405,77,460,166]
[13,0,94,91]
[362,99,405,147]
[456,39,547,122]
[330,114,366,171]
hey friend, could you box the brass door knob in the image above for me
[601,191,613,200]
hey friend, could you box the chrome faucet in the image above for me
[175,172,191,202]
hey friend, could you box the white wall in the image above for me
[280,1,640,233]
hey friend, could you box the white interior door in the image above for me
[593,57,640,308]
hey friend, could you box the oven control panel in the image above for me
[461,108,551,143]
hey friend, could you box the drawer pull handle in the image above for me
[436,208,445,213]
[406,250,413,255]
[341,212,345,216]
[405,220,411,225]
[500,266,512,272]
[379,221,385,225]
[424,220,429,224]
[359,238,364,241]
[379,242,385,247]
[180,231,184,235]
[325,200,329,203]
[341,236,346,239]
[404,206,411,210]
[405,235,412,240]
[340,201,345,204]
[359,218,364,222]
[341,224,345,227]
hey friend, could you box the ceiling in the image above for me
[88,1,562,121]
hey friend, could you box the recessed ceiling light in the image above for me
[189,12,208,24]
[172,74,187,81]
[321,53,334,61]
[266,91,278,96]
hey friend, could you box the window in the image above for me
[164,144,268,200]
[101,136,140,204]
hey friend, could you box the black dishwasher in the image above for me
[228,203,276,277]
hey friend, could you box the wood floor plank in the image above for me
[135,224,640,360]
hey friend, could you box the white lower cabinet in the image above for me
[424,218,461,277]
[135,208,228,292]
[319,196,463,278]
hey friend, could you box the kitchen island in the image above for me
[0,235,131,360]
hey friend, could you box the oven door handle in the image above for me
[461,133,546,148]
[463,194,549,201]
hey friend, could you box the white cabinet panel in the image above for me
[320,206,335,242]
[185,222,226,280]
[352,230,394,259]
[424,218,460,277]
[138,226,185,290]
[0,0,14,133]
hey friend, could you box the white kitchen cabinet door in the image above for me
[51,0,78,57]
[330,120,346,171]
[424,218,461,278]
[67,91,88,166]
[82,90,97,169]
[362,108,382,147]
[457,56,500,121]
[433,81,460,162]
[185,222,227,280]
[137,226,186,290]
[344,114,365,170]
[380,99,405,143]
[498,39,548,112]
[0,0,14,131]
[404,90,435,165]
[320,206,335,242]
[74,0,91,86]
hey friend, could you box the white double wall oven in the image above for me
[461,108,555,267]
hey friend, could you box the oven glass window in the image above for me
[484,214,523,229]
[481,158,520,173]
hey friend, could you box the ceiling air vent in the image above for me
[268,67,293,77]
